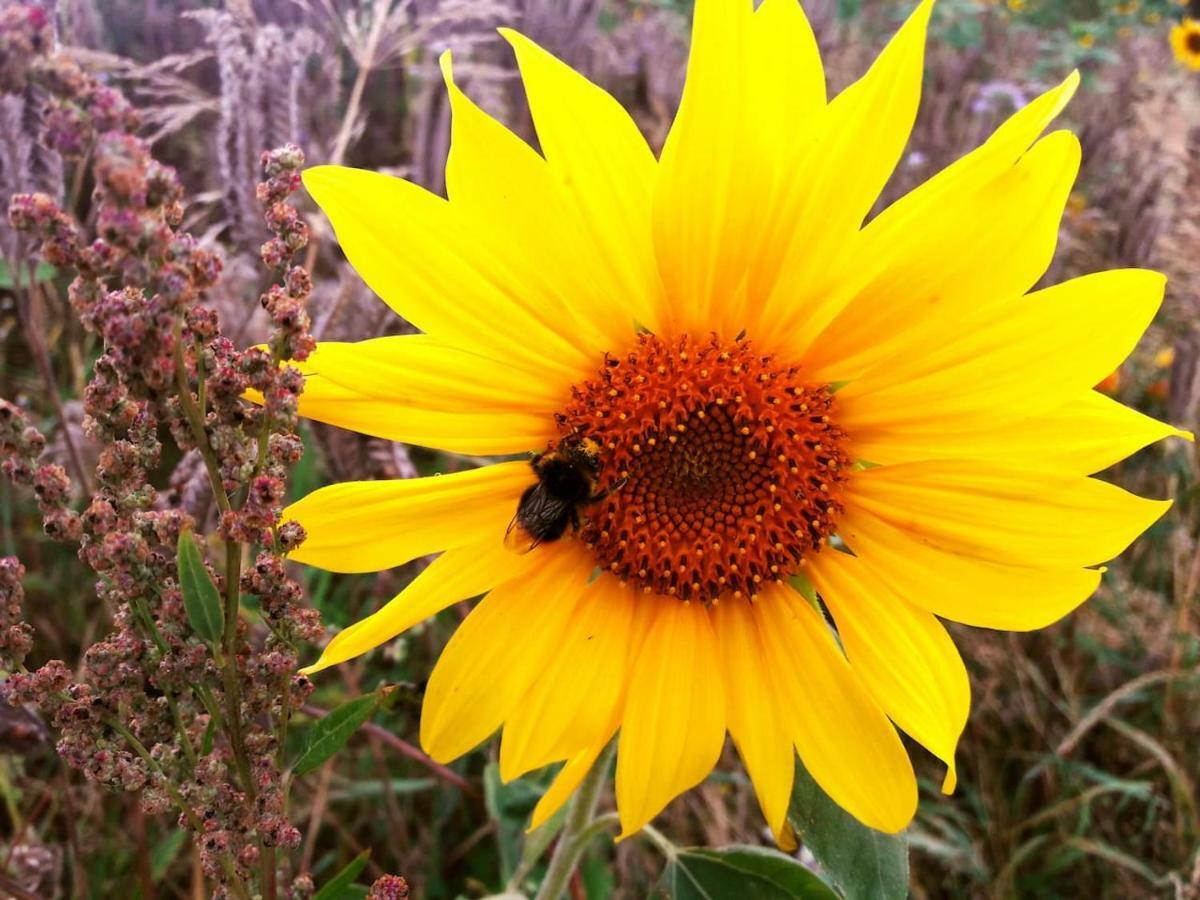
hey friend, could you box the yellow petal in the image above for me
[499,29,664,336]
[848,390,1190,473]
[712,599,795,841]
[301,538,532,675]
[301,165,595,380]
[500,576,636,781]
[755,584,917,833]
[440,52,639,355]
[753,0,933,347]
[839,505,1103,630]
[748,0,825,147]
[838,268,1165,434]
[282,461,529,573]
[281,373,553,455]
[296,336,568,412]
[807,128,1081,381]
[420,543,592,763]
[652,0,753,334]
[809,550,969,794]
[529,737,615,832]
[846,460,1170,569]
[615,600,726,837]
[898,70,1078,203]
[732,0,826,338]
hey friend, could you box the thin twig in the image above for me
[0,871,43,900]
[1055,669,1181,757]
[328,0,391,168]
[15,273,93,494]
[300,759,335,874]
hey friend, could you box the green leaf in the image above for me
[484,760,548,883]
[0,260,56,289]
[312,849,371,900]
[175,529,224,644]
[150,829,189,882]
[581,853,616,899]
[292,694,381,776]
[787,761,909,900]
[658,845,840,899]
[200,717,216,755]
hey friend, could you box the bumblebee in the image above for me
[504,438,623,552]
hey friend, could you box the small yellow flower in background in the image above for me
[1171,19,1200,69]
[1114,0,1139,13]
[1118,25,1134,38]
[1006,0,1026,10]
[1078,33,1096,48]
[1147,10,1164,23]
[273,0,1190,840]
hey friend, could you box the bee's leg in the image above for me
[590,475,629,504]
[569,507,583,532]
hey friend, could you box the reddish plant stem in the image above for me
[299,704,479,798]
[15,273,93,494]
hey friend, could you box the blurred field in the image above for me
[2,0,1200,897]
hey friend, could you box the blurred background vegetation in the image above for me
[2,0,1199,896]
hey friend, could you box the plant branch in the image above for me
[532,743,615,900]
[15,271,93,494]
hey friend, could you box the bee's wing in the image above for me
[504,515,540,554]
[504,484,569,554]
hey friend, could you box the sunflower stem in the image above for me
[531,743,615,900]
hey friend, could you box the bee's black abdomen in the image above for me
[508,440,605,549]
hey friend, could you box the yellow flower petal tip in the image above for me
[299,164,342,196]
[776,821,800,853]
[437,48,454,83]
[283,0,1176,839]
[941,766,958,795]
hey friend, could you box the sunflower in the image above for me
[277,0,1188,840]
[1171,18,1200,69]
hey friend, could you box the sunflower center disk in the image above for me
[557,333,851,602]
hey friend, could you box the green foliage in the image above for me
[175,528,224,645]
[292,690,390,776]
[484,761,552,883]
[313,850,372,900]
[658,845,840,899]
[150,830,189,883]
[788,761,909,900]
[0,260,56,288]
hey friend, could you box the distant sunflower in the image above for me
[1171,18,1200,69]
[278,0,1188,839]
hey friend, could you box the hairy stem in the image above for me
[532,743,615,900]
[171,315,265,894]
[172,319,231,515]
[219,540,255,803]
